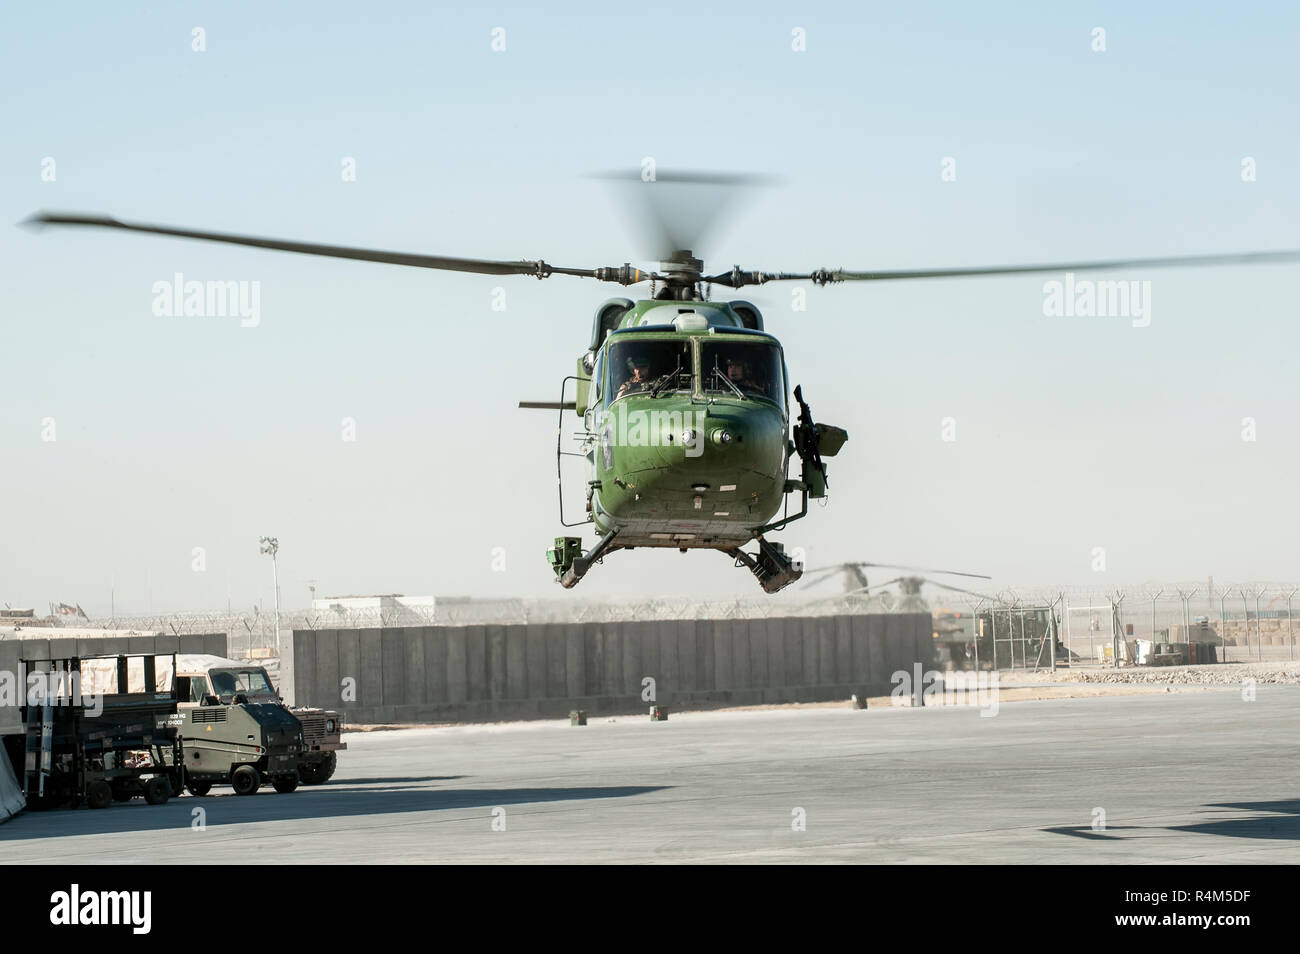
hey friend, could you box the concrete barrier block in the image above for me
[713,619,735,691]
[445,627,468,705]
[621,622,645,697]
[801,617,819,688]
[697,619,715,691]
[525,624,547,700]
[291,631,316,707]
[359,629,384,708]
[759,617,782,688]
[49,638,78,660]
[466,626,488,702]
[817,616,837,686]
[0,643,20,679]
[127,636,155,655]
[676,619,698,693]
[505,625,528,699]
[885,615,908,683]
[541,623,566,699]
[314,629,342,710]
[913,615,936,670]
[176,635,205,655]
[337,629,360,708]
[772,617,796,687]
[637,620,659,693]
[866,615,887,690]
[565,625,584,700]
[86,637,129,659]
[486,625,508,700]
[834,616,853,685]
[380,629,405,707]
[657,622,680,702]
[425,627,448,703]
[745,618,768,688]
[402,628,426,706]
[600,626,622,698]
[582,624,603,697]
[729,620,752,689]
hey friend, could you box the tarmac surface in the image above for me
[2,688,1298,863]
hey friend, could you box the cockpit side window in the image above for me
[606,339,693,402]
[701,340,785,408]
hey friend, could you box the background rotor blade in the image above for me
[591,170,777,261]
[26,211,655,283]
[808,577,906,603]
[923,579,1001,603]
[805,562,991,580]
[854,563,992,580]
[798,566,846,583]
[518,401,575,410]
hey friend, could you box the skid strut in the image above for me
[726,537,802,594]
[558,529,619,588]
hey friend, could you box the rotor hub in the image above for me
[659,249,704,283]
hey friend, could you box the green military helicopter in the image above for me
[27,173,1300,593]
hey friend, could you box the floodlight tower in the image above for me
[259,536,280,654]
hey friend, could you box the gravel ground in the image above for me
[999,659,1300,686]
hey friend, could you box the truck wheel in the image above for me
[186,781,212,797]
[86,781,113,810]
[272,775,299,794]
[299,751,337,785]
[231,765,261,796]
[144,777,171,805]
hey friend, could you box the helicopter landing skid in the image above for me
[555,529,620,588]
[725,537,802,594]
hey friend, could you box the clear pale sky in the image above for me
[2,2,1298,616]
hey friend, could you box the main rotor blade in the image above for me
[706,249,1300,288]
[26,212,659,285]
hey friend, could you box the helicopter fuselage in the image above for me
[531,295,847,593]
[587,359,789,549]
[579,301,792,548]
[544,295,845,592]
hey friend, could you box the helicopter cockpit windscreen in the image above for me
[606,339,693,402]
[702,340,785,407]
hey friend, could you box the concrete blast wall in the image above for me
[284,613,934,724]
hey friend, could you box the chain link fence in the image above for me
[13,581,1297,667]
[937,582,1300,670]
